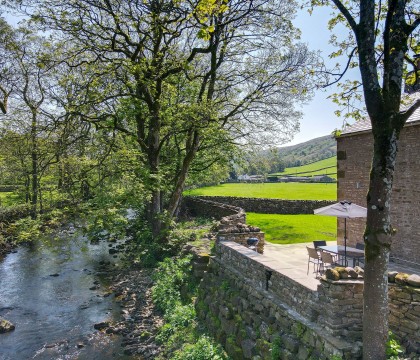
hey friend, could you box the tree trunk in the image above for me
[363,128,399,360]
[167,131,200,219]
[30,113,38,218]
[146,123,162,238]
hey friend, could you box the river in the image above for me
[0,226,133,360]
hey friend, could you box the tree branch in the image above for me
[399,98,420,123]
[331,0,358,33]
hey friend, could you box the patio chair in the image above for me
[356,243,365,250]
[306,247,322,275]
[320,251,338,273]
[355,243,365,267]
[313,240,327,249]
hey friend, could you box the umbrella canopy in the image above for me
[314,200,367,218]
[314,200,367,266]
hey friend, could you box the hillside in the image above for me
[277,135,336,167]
[274,156,337,179]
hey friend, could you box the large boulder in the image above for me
[0,317,15,333]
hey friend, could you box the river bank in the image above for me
[102,267,164,359]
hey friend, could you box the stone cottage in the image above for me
[336,91,420,266]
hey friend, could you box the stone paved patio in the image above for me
[262,241,420,290]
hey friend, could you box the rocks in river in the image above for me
[108,269,163,359]
[94,321,110,331]
[49,273,60,277]
[0,317,15,333]
[109,248,119,254]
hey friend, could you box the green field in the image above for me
[185,182,337,200]
[0,192,21,207]
[274,156,337,178]
[247,213,336,244]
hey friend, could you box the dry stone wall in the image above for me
[196,241,364,360]
[185,196,335,215]
[195,241,420,359]
[389,283,420,353]
[182,196,265,254]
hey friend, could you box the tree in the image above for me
[310,1,420,358]
[0,17,17,114]
[26,0,318,240]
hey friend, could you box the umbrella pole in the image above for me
[344,218,347,266]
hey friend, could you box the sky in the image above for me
[286,6,361,146]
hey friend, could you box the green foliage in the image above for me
[9,216,43,243]
[220,280,230,292]
[123,216,204,268]
[270,336,282,360]
[185,182,337,200]
[152,254,229,360]
[386,332,404,359]
[0,192,22,207]
[246,213,336,244]
[171,335,228,360]
[152,255,194,313]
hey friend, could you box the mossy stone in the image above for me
[325,268,340,281]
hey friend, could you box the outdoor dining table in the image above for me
[318,245,364,267]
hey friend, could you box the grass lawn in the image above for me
[0,192,21,207]
[185,182,336,200]
[246,213,337,244]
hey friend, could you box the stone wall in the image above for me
[195,241,420,359]
[336,123,420,264]
[185,196,335,215]
[197,241,364,360]
[182,196,244,219]
[182,196,265,254]
[389,283,420,353]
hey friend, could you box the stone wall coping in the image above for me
[320,277,365,285]
[219,240,319,291]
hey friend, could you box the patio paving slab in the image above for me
[262,241,420,291]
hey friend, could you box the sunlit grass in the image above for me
[0,192,21,207]
[273,156,337,179]
[185,182,336,200]
[246,213,336,244]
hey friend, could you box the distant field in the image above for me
[247,213,336,244]
[273,156,337,179]
[0,192,20,207]
[185,182,336,200]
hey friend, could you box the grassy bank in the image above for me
[185,182,336,200]
[246,213,336,244]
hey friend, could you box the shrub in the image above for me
[152,255,193,313]
[152,254,229,360]
[386,331,404,359]
[171,335,228,360]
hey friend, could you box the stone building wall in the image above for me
[336,123,420,264]
[185,196,335,215]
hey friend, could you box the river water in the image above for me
[0,227,133,360]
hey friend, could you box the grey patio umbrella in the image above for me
[314,200,367,265]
